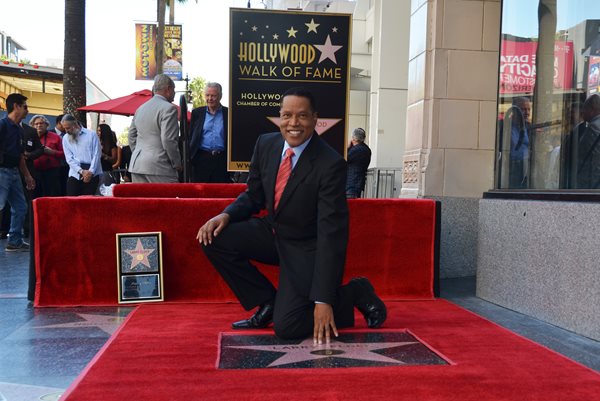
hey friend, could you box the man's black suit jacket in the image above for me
[189,105,229,160]
[224,132,349,305]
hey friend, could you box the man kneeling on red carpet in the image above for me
[196,87,386,344]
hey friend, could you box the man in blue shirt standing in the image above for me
[189,82,231,183]
[0,93,36,252]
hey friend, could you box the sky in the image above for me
[0,0,252,132]
[7,0,599,133]
[502,0,600,39]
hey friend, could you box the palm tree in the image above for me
[63,0,86,123]
[156,0,166,75]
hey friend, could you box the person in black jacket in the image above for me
[197,88,386,343]
[575,94,600,188]
[0,93,36,250]
[0,118,43,239]
[345,128,371,198]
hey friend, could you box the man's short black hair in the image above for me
[281,87,317,112]
[6,93,27,113]
[56,114,65,125]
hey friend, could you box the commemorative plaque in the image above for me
[116,232,164,304]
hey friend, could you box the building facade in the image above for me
[270,0,598,341]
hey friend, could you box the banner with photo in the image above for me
[135,23,183,81]
[163,24,183,81]
[229,8,351,171]
[135,23,157,80]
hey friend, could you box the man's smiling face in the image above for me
[279,95,317,147]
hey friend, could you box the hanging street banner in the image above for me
[163,24,183,81]
[229,8,351,171]
[135,24,183,81]
[135,23,157,80]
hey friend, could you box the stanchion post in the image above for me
[179,93,191,182]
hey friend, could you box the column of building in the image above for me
[402,0,500,277]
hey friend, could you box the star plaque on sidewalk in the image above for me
[116,232,164,304]
[217,330,450,369]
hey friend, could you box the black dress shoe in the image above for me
[351,277,387,328]
[232,301,274,329]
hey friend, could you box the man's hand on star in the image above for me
[313,303,338,345]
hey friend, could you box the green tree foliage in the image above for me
[189,76,207,108]
[117,127,130,146]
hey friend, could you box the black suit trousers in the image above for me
[202,217,356,339]
[66,176,100,196]
[191,151,230,183]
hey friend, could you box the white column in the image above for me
[402,0,501,198]
[368,0,411,171]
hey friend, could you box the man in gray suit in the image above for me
[128,74,182,183]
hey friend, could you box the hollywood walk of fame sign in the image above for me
[116,232,164,304]
[217,330,451,369]
[228,8,352,171]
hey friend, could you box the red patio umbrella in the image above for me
[78,89,153,116]
[78,89,190,120]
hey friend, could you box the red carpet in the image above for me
[61,300,600,401]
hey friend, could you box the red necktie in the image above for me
[274,148,295,210]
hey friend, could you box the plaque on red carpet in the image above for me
[116,232,164,304]
[217,330,450,369]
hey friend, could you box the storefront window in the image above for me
[497,0,600,190]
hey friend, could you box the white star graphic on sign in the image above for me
[332,27,338,33]
[226,338,417,367]
[287,26,298,38]
[34,314,127,335]
[305,18,320,33]
[273,34,279,40]
[314,35,343,64]
[251,25,258,32]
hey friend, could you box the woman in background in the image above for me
[97,124,118,185]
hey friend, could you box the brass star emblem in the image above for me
[125,239,155,270]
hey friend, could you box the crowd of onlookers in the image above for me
[0,95,131,248]
[1,79,373,252]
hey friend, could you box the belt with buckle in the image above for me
[203,149,223,156]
